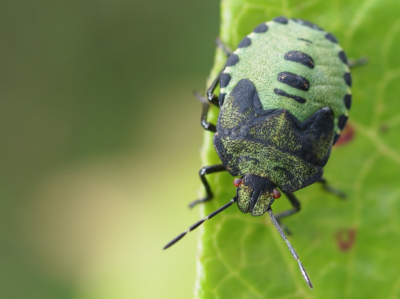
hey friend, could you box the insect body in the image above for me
[164,17,353,289]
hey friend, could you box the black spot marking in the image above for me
[274,88,306,104]
[344,72,352,87]
[298,38,313,44]
[273,16,288,24]
[219,93,226,107]
[338,115,348,131]
[325,33,338,43]
[277,72,310,91]
[238,37,251,48]
[291,18,323,31]
[333,133,341,145]
[339,51,348,65]
[220,73,231,88]
[253,23,268,33]
[344,94,352,109]
[285,51,314,69]
[226,54,239,67]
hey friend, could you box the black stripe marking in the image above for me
[253,23,268,33]
[273,16,288,24]
[238,36,251,48]
[343,94,352,109]
[277,72,310,91]
[344,72,352,87]
[298,38,313,44]
[219,93,226,106]
[291,18,323,31]
[226,54,239,67]
[274,88,306,104]
[325,33,338,43]
[338,115,348,131]
[339,51,348,65]
[220,73,231,88]
[333,133,340,145]
[285,51,314,69]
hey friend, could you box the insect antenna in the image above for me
[163,197,237,250]
[267,209,314,289]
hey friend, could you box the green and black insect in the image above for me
[164,17,361,289]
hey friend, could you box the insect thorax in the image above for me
[214,77,336,192]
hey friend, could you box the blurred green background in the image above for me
[0,1,220,298]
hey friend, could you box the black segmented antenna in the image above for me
[267,209,314,289]
[163,197,237,250]
[163,199,313,289]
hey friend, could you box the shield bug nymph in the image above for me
[164,16,363,289]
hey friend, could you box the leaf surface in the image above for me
[195,0,400,298]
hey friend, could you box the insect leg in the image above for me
[188,164,227,208]
[215,37,232,56]
[318,177,346,199]
[203,38,232,108]
[206,70,222,108]
[274,192,301,220]
[193,91,217,132]
[348,57,368,69]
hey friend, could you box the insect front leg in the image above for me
[204,38,232,108]
[317,177,346,199]
[206,70,223,108]
[193,91,217,132]
[273,192,301,235]
[194,62,226,129]
[188,164,227,208]
[274,192,301,221]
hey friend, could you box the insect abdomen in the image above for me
[220,17,351,140]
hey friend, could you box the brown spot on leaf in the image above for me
[335,228,356,251]
[380,123,389,133]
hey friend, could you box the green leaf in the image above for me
[195,0,400,298]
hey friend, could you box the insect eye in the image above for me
[233,178,243,187]
[273,189,281,199]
